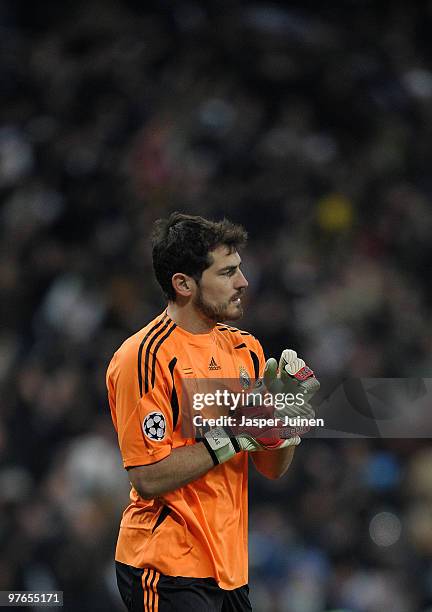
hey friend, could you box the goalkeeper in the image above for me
[107,212,320,612]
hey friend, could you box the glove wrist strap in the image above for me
[203,427,241,465]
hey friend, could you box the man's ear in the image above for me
[171,273,195,298]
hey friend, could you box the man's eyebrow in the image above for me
[218,262,241,272]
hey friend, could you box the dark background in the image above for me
[1,1,432,610]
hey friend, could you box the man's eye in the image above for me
[224,269,235,276]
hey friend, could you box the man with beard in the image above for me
[107,212,317,611]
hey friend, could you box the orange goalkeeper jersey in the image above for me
[106,310,265,590]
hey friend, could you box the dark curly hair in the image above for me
[151,212,248,301]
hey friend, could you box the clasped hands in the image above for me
[232,349,320,447]
[203,349,320,464]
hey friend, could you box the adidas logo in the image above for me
[209,356,221,371]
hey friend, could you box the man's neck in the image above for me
[167,302,216,334]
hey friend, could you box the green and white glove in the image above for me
[239,355,317,433]
[272,349,320,420]
[203,425,301,465]
[201,352,319,465]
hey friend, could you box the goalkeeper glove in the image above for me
[279,348,320,396]
[202,403,300,466]
[255,353,319,441]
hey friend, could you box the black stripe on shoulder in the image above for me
[149,323,177,392]
[142,317,173,396]
[168,357,179,430]
[217,324,251,337]
[217,323,238,330]
[249,350,260,380]
[218,323,251,334]
[137,314,167,397]
[234,343,247,349]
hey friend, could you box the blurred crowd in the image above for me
[1,0,432,610]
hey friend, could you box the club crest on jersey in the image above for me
[239,366,251,389]
[142,411,166,441]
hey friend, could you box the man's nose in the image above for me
[235,270,248,289]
